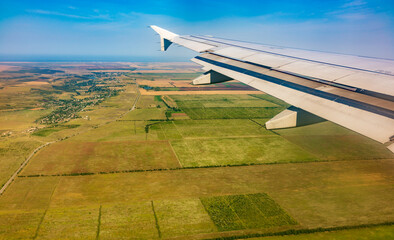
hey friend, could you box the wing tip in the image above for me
[149,25,178,41]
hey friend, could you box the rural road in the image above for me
[0,141,54,195]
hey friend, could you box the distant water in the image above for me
[0,55,191,62]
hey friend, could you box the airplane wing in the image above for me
[150,25,394,152]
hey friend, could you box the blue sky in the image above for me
[0,0,393,61]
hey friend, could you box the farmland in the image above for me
[0,62,393,239]
[200,193,297,231]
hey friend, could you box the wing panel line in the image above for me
[191,35,394,77]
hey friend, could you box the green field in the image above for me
[121,108,166,121]
[201,193,297,231]
[152,119,273,139]
[32,124,80,137]
[275,122,394,161]
[172,94,287,120]
[179,107,283,120]
[70,120,158,142]
[171,137,317,167]
[154,199,217,238]
[100,202,159,239]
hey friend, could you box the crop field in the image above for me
[171,94,288,120]
[121,108,166,121]
[136,95,164,109]
[0,211,44,240]
[0,63,393,239]
[36,207,99,239]
[1,159,393,239]
[32,124,80,137]
[275,122,394,161]
[171,137,317,167]
[154,199,217,238]
[152,119,272,139]
[131,72,202,80]
[100,202,159,239]
[180,107,284,120]
[21,140,180,175]
[201,193,297,231]
[70,120,159,142]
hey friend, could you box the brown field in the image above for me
[134,69,197,73]
[18,81,50,86]
[0,65,19,72]
[137,79,175,87]
[89,70,135,73]
[132,62,201,73]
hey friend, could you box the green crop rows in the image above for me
[200,193,297,231]
[172,94,287,120]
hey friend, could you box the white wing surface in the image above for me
[150,25,394,151]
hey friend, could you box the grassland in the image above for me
[121,108,166,121]
[152,119,272,139]
[154,199,217,238]
[32,124,80,137]
[275,122,394,161]
[100,202,159,239]
[0,109,50,131]
[0,64,139,191]
[171,137,317,167]
[0,139,42,187]
[36,207,99,239]
[1,159,393,239]
[0,63,393,239]
[22,140,180,175]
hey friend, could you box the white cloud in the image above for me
[27,9,111,20]
[342,0,367,8]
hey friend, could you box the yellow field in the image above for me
[22,140,180,175]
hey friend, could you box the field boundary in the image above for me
[17,158,394,178]
[0,141,54,195]
[248,119,265,128]
[32,178,59,240]
[168,141,183,168]
[96,205,102,240]
[151,201,162,239]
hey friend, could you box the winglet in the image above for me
[150,25,179,51]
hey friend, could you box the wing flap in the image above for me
[276,61,355,81]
